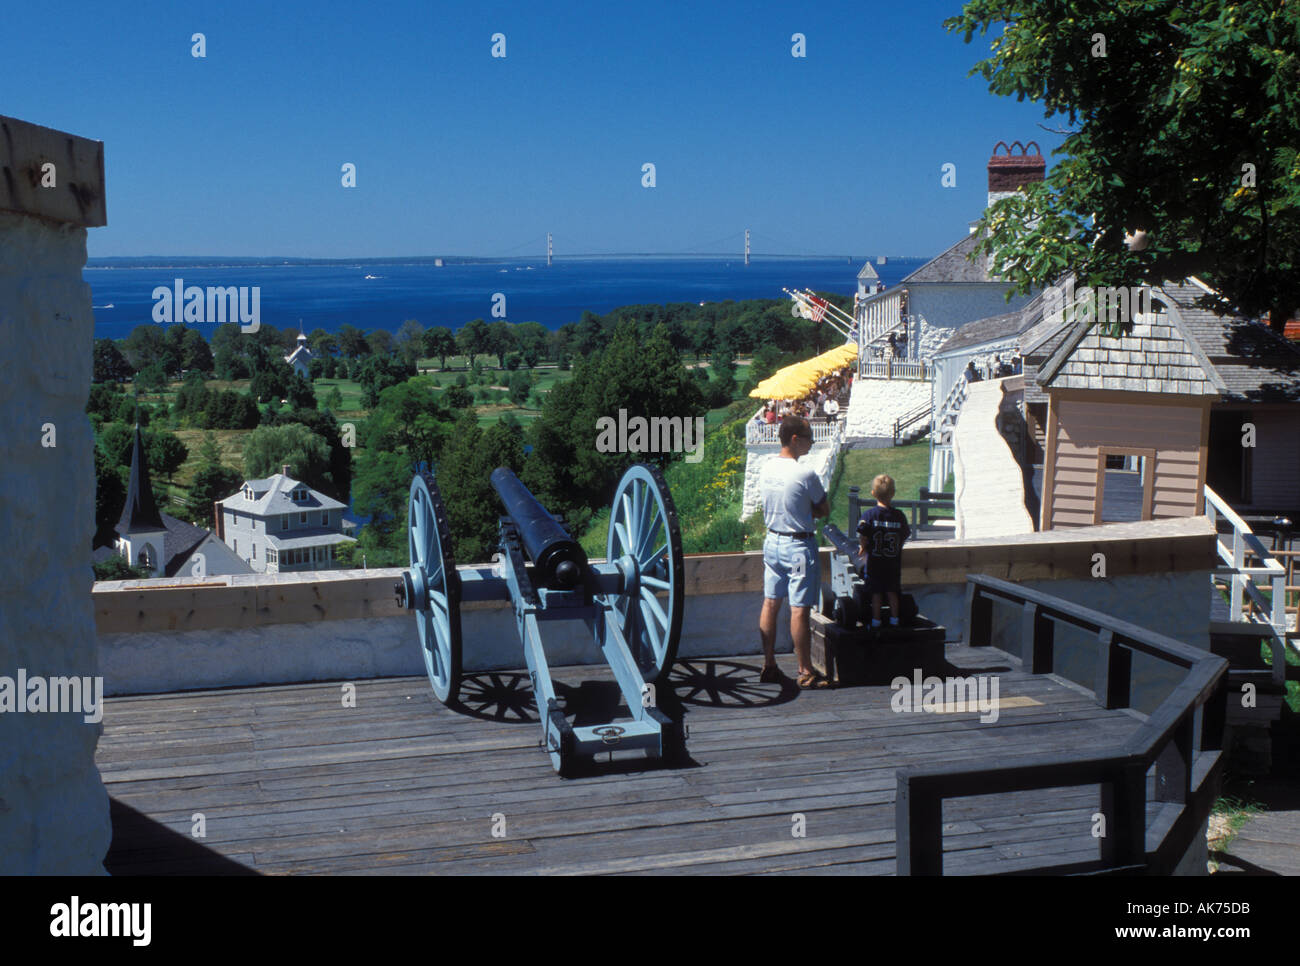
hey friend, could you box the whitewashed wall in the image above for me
[0,210,111,873]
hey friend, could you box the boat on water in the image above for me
[364,274,383,280]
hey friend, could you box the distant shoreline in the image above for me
[86,254,925,270]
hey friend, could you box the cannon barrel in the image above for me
[822,524,864,568]
[490,467,588,589]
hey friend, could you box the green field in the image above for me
[827,437,948,534]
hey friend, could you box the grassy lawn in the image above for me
[827,437,947,533]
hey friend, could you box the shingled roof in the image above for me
[857,261,879,281]
[937,291,1046,355]
[220,472,346,515]
[1035,279,1300,401]
[901,232,997,284]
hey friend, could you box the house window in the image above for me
[1095,447,1156,523]
[233,539,238,554]
[253,544,257,560]
[301,511,308,524]
[322,511,329,526]
[282,515,289,531]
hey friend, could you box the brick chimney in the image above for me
[987,140,1045,209]
[282,464,292,477]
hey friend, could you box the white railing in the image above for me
[745,410,843,446]
[935,376,971,446]
[859,360,932,381]
[855,289,908,349]
[929,444,954,494]
[1204,485,1293,681]
[929,377,972,492]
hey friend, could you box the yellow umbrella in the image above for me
[749,342,857,399]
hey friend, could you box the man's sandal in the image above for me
[797,671,830,690]
[759,665,783,684]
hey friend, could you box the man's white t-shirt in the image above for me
[760,456,826,534]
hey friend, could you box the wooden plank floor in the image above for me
[99,645,1158,875]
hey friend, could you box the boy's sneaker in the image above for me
[759,665,783,684]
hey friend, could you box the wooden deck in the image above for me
[99,646,1162,875]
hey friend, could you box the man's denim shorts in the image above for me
[763,532,820,608]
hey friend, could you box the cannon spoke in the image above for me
[641,574,672,591]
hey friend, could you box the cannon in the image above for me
[820,523,869,628]
[395,463,687,776]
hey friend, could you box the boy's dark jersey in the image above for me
[856,505,910,589]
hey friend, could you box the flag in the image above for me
[808,295,829,323]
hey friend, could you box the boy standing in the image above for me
[856,474,911,628]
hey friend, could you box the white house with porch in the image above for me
[216,467,355,572]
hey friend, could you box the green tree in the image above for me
[514,321,549,367]
[437,413,526,563]
[507,370,531,405]
[181,328,214,373]
[146,431,189,483]
[286,372,317,411]
[309,329,338,358]
[189,462,244,519]
[93,446,126,546]
[134,362,167,397]
[395,319,426,368]
[456,318,490,364]
[423,326,457,369]
[337,324,369,359]
[93,339,134,382]
[521,321,705,531]
[443,384,474,409]
[948,0,1300,330]
[243,423,332,491]
[487,320,516,369]
[366,328,395,358]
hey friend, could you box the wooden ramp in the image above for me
[99,647,1160,875]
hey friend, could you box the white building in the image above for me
[285,326,312,378]
[216,466,355,572]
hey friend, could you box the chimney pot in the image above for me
[282,464,291,476]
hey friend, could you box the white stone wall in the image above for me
[741,442,839,519]
[843,377,933,445]
[0,211,111,873]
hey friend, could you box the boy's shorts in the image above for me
[860,561,901,596]
[763,533,820,608]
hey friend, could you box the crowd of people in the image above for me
[755,366,854,426]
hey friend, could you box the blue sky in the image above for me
[5,0,1065,259]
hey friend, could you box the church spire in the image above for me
[116,423,165,535]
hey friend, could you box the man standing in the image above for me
[758,416,831,688]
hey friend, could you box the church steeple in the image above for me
[116,423,165,535]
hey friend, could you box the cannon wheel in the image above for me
[606,463,684,684]
[408,470,462,705]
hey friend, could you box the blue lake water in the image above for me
[85,256,926,339]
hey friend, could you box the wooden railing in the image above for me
[848,486,953,531]
[897,574,1228,875]
[1203,486,1293,681]
[859,360,932,381]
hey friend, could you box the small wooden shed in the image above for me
[1036,290,1222,529]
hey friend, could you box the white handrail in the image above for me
[1204,484,1293,682]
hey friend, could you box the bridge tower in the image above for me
[547,232,553,267]
[744,228,750,266]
